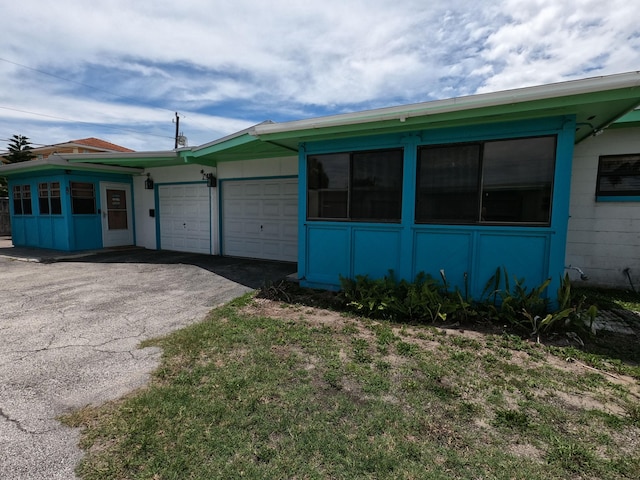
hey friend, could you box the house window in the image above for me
[307,148,404,222]
[12,185,32,215]
[416,135,556,225]
[38,182,62,215]
[596,154,640,197]
[70,182,96,214]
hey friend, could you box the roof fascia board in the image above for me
[189,120,274,154]
[253,72,640,138]
[0,156,142,175]
[185,133,257,159]
[611,108,640,128]
[62,151,177,163]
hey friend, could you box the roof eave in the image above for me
[253,71,640,139]
[0,155,143,175]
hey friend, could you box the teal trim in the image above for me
[298,146,307,280]
[303,117,569,155]
[221,175,298,182]
[546,117,577,306]
[596,195,640,202]
[299,116,577,306]
[8,170,133,251]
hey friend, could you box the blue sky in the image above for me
[1,0,639,152]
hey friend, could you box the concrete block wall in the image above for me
[567,127,640,289]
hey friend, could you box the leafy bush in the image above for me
[339,268,597,339]
[340,271,463,322]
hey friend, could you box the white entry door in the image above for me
[222,178,297,262]
[100,182,134,247]
[158,184,212,254]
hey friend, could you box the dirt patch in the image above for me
[243,298,632,387]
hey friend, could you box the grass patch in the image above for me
[63,293,640,480]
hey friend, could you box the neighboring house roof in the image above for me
[27,137,135,157]
[66,137,135,153]
[0,137,134,165]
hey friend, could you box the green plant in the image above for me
[340,271,453,322]
[341,268,598,341]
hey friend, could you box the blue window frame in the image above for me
[12,184,32,215]
[38,182,62,215]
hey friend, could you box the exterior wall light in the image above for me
[144,173,154,190]
[200,169,217,188]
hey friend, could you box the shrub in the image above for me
[339,268,597,339]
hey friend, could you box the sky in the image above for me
[1,0,639,152]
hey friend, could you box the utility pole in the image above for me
[174,112,180,149]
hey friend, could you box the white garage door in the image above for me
[222,178,297,262]
[158,184,211,254]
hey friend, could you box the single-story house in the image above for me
[2,72,640,301]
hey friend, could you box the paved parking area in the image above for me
[0,242,296,479]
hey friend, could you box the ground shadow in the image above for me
[57,249,297,290]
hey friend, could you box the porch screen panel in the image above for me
[481,136,555,224]
[351,149,403,221]
[416,144,480,223]
[307,153,349,219]
[307,148,404,222]
[71,182,96,215]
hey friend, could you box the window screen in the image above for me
[596,154,640,197]
[307,148,403,222]
[70,182,96,214]
[416,136,556,225]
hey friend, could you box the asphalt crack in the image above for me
[0,407,29,434]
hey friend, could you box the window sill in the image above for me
[596,195,640,202]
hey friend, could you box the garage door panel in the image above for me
[222,178,297,262]
[262,202,282,217]
[159,184,212,255]
[282,223,298,239]
[283,182,297,195]
[244,202,261,216]
[283,204,298,216]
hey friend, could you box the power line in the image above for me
[0,57,180,116]
[0,105,176,141]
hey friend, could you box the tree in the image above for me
[5,134,35,163]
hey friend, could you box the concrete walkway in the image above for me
[0,238,296,479]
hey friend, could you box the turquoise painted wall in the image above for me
[8,170,133,251]
[298,116,576,302]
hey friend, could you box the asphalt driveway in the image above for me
[0,243,296,479]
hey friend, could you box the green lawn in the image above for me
[63,293,640,479]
